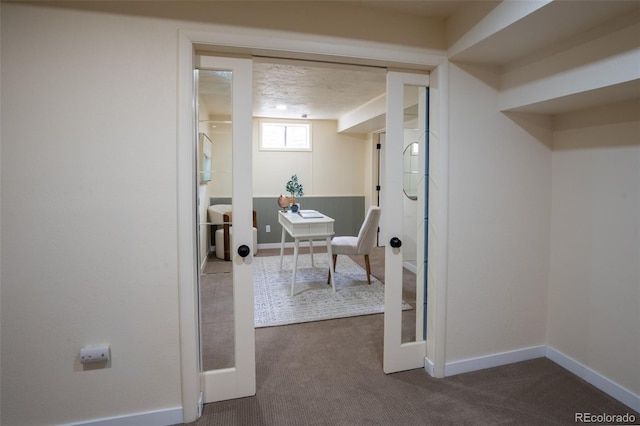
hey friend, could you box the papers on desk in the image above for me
[297,210,324,219]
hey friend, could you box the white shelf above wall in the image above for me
[448,0,640,115]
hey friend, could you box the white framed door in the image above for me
[383,70,429,374]
[196,55,256,402]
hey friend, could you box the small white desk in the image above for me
[278,210,335,296]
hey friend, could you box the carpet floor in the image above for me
[184,312,638,425]
[191,247,638,425]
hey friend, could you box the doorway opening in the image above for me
[196,56,428,371]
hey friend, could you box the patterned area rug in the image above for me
[254,254,411,328]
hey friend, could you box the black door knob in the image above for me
[237,245,251,258]
[389,237,402,248]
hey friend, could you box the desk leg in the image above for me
[291,238,300,296]
[279,226,286,269]
[309,240,314,267]
[326,236,335,292]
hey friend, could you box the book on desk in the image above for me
[297,210,324,219]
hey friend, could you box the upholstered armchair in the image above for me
[207,204,258,261]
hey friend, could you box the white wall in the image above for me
[0,3,424,424]
[2,1,637,424]
[1,5,184,425]
[252,119,368,197]
[548,100,640,395]
[445,62,552,362]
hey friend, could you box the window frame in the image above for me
[259,119,313,152]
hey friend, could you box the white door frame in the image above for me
[177,27,449,422]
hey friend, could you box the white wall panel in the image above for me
[445,63,552,362]
[548,100,640,395]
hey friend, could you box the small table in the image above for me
[278,210,335,296]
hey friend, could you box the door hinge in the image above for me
[376,143,381,149]
[376,185,381,191]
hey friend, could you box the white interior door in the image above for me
[383,70,429,374]
[197,55,256,402]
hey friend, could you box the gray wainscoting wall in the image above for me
[210,196,365,246]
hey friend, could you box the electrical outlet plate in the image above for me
[80,345,111,364]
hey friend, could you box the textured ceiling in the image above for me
[252,60,386,120]
[198,59,387,121]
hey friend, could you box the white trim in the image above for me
[185,26,446,70]
[424,357,435,377]
[445,346,547,377]
[403,261,417,274]
[178,25,448,422]
[432,62,449,379]
[442,345,640,412]
[200,252,208,272]
[61,408,183,426]
[177,31,201,423]
[546,346,640,413]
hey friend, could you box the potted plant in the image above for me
[285,174,304,212]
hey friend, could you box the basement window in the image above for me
[260,120,312,151]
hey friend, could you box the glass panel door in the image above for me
[198,71,235,372]
[383,70,429,374]
[196,55,255,402]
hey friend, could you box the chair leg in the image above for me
[327,254,337,285]
[364,254,372,284]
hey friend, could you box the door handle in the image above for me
[237,244,251,258]
[389,237,402,248]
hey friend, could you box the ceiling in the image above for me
[196,1,467,124]
[252,59,387,120]
[198,58,387,122]
[342,0,475,18]
[197,1,639,125]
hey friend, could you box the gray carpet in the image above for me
[192,248,638,425]
[185,313,638,425]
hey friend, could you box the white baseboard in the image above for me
[546,346,640,413]
[62,407,183,426]
[442,345,639,412]
[445,345,547,377]
[424,357,435,377]
[62,346,640,424]
[403,261,417,274]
